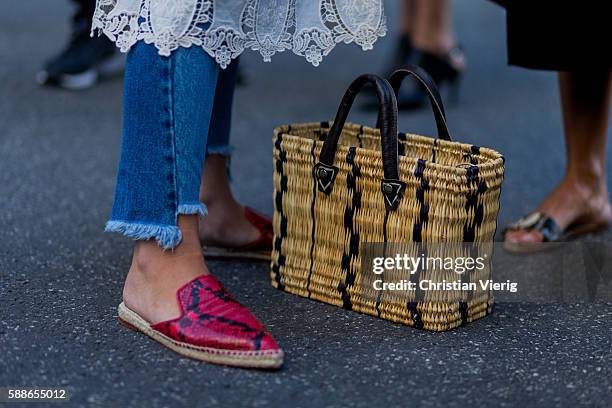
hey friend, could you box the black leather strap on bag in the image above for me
[376,66,452,141]
[314,74,406,211]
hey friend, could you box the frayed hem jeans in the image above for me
[106,42,238,249]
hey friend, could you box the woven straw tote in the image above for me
[271,68,505,331]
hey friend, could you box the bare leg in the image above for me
[400,0,417,37]
[505,71,612,244]
[123,215,209,324]
[560,71,612,190]
[198,155,260,247]
[411,0,456,56]
[382,0,417,78]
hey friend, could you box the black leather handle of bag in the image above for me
[376,66,452,141]
[314,74,407,211]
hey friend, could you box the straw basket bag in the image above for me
[271,67,505,331]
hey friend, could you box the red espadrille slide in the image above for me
[203,207,274,261]
[118,275,283,369]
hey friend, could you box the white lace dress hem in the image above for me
[92,0,387,68]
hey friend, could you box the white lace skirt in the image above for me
[92,0,387,68]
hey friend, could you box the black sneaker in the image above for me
[37,18,124,90]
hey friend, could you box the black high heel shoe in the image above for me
[395,46,464,109]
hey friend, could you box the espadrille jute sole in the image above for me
[117,302,283,369]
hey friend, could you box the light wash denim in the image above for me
[106,42,238,249]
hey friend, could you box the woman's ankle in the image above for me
[122,217,210,323]
[565,167,608,196]
[123,248,209,323]
[199,201,260,247]
[411,30,454,56]
[536,175,611,228]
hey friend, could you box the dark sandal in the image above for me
[503,211,608,254]
[202,207,273,261]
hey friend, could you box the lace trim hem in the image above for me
[92,0,387,68]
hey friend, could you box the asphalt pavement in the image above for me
[1,1,611,407]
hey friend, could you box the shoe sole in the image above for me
[503,222,609,254]
[37,53,125,91]
[36,69,97,90]
[117,302,284,369]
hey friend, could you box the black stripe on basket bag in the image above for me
[432,139,438,163]
[357,125,364,148]
[317,121,330,141]
[412,159,429,242]
[407,245,425,329]
[383,66,454,328]
[376,156,424,316]
[337,147,361,310]
[463,145,480,166]
[374,189,397,316]
[460,152,488,324]
[306,140,319,298]
[405,159,429,328]
[398,132,407,156]
[313,122,329,141]
[463,160,488,242]
[312,74,401,314]
[271,130,289,291]
[374,212,390,317]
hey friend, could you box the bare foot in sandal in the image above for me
[198,155,272,260]
[505,71,612,252]
[504,176,612,251]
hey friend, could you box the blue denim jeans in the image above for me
[106,42,238,249]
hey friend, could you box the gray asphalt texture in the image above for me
[1,1,611,407]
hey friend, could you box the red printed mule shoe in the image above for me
[203,207,273,261]
[118,275,283,369]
